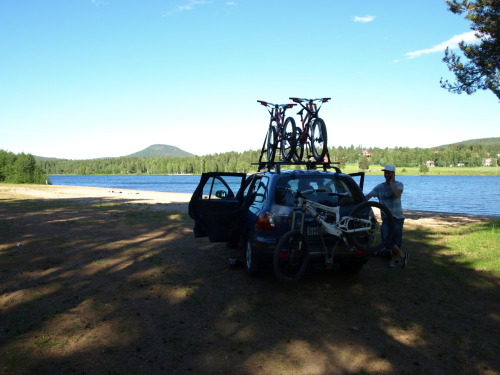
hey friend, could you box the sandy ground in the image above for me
[1,184,496,225]
[1,184,499,375]
[0,184,192,212]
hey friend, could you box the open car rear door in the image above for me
[349,172,365,191]
[188,172,247,242]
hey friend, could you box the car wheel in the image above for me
[245,236,260,277]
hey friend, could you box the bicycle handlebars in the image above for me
[298,189,347,198]
[280,186,347,199]
[290,97,331,103]
[257,100,296,109]
[289,97,331,117]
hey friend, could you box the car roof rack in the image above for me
[252,160,341,174]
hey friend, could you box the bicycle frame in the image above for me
[290,190,373,240]
[290,98,330,144]
[258,101,295,142]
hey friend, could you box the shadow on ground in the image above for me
[0,197,499,375]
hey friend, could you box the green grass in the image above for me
[439,221,500,274]
[341,164,500,176]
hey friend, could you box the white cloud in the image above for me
[405,31,480,59]
[354,15,375,23]
[226,1,237,5]
[165,0,210,15]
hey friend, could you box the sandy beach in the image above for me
[0,184,192,212]
[1,183,496,224]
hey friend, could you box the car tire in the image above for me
[245,236,260,277]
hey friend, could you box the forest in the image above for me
[0,150,48,184]
[34,142,500,176]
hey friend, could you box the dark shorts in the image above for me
[382,218,404,250]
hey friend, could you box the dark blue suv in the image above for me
[189,167,369,277]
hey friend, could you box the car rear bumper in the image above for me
[252,233,368,264]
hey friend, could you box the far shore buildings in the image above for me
[360,149,497,167]
[483,158,493,166]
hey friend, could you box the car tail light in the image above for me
[255,211,275,230]
[353,248,368,256]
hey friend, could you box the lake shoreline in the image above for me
[2,184,498,221]
[47,169,500,177]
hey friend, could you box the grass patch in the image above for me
[341,163,500,176]
[438,221,500,274]
[33,334,60,349]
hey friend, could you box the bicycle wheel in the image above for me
[273,230,309,282]
[347,201,394,253]
[266,124,277,162]
[292,128,304,163]
[310,118,328,162]
[280,117,297,161]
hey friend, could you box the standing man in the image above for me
[365,165,409,269]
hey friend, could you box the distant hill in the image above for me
[33,144,193,161]
[126,144,194,158]
[29,138,500,162]
[434,137,500,149]
[34,156,62,161]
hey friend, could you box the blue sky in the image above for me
[1,0,498,159]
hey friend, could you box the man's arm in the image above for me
[389,176,402,198]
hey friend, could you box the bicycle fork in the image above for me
[288,200,306,253]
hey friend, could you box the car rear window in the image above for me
[275,174,363,207]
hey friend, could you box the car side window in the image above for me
[202,176,236,199]
[245,176,269,205]
[253,177,268,204]
[241,176,254,199]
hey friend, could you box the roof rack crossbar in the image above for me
[251,160,341,173]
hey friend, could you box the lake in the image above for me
[48,174,500,217]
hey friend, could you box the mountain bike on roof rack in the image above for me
[289,97,331,163]
[257,100,297,164]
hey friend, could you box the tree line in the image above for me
[1,143,497,183]
[34,144,499,176]
[0,150,48,184]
